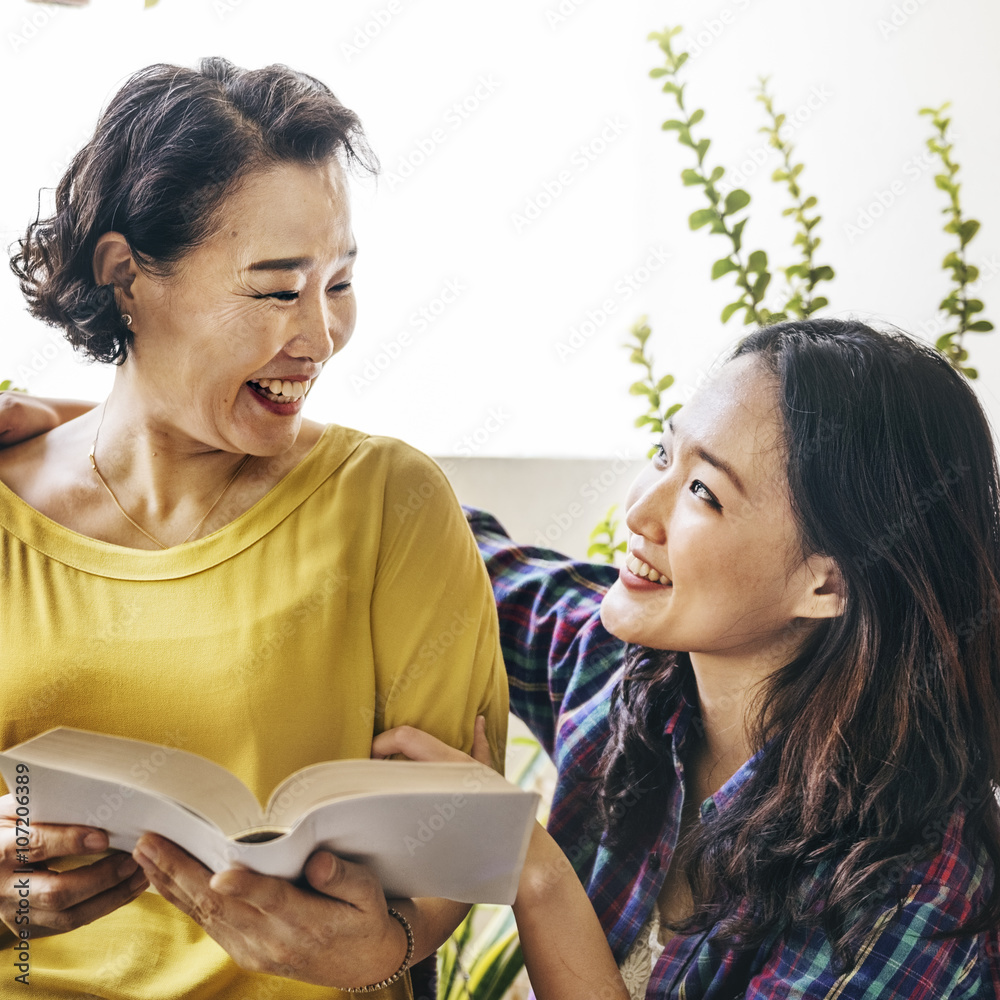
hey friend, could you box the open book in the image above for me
[0,728,539,905]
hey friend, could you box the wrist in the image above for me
[339,906,413,994]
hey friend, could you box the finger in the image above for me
[371,725,469,763]
[132,835,211,912]
[209,867,296,915]
[27,853,141,915]
[1,821,108,865]
[304,851,384,910]
[471,715,495,769]
[28,862,149,932]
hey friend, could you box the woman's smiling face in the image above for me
[600,355,835,663]
[119,157,356,456]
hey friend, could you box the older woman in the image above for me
[0,59,507,998]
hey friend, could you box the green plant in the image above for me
[755,77,834,319]
[919,102,994,378]
[587,504,627,564]
[625,315,681,457]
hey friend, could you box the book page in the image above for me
[1,728,264,833]
[264,759,514,826]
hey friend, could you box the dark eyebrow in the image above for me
[666,416,747,498]
[247,246,358,272]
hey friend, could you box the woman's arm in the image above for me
[373,722,630,1000]
[464,508,626,755]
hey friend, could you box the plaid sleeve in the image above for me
[747,882,992,999]
[464,507,626,757]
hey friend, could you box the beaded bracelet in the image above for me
[339,907,414,994]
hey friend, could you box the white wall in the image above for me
[2,0,998,470]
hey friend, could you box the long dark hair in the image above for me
[598,319,1000,964]
[10,58,377,365]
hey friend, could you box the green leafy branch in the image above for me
[648,26,775,328]
[919,102,993,379]
[588,504,627,564]
[625,316,681,456]
[0,381,25,393]
[756,77,834,319]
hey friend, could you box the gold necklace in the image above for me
[88,404,254,549]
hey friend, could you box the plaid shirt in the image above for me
[466,507,1000,999]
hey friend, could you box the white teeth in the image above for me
[250,378,311,402]
[626,551,670,586]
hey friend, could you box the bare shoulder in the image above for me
[0,413,97,511]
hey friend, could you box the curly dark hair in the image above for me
[10,57,378,364]
[598,318,1000,967]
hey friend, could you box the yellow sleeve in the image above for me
[370,441,508,771]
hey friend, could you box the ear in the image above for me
[794,553,846,620]
[92,232,139,301]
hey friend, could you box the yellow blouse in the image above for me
[0,424,509,999]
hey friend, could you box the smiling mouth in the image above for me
[625,551,672,586]
[247,378,312,403]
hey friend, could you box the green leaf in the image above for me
[712,257,739,279]
[959,219,981,245]
[724,189,751,215]
[675,52,689,69]
[731,218,747,252]
[810,296,829,311]
[968,320,994,332]
[629,348,645,364]
[650,68,669,78]
[752,271,771,300]
[661,119,686,132]
[688,108,705,127]
[809,265,835,283]
[656,374,675,391]
[709,165,725,183]
[665,402,684,418]
[935,333,954,351]
[695,138,711,159]
[629,381,652,396]
[966,298,985,314]
[0,380,10,392]
[721,301,744,323]
[747,249,768,273]
[934,175,955,193]
[634,414,656,427]
[791,163,804,178]
[689,208,717,230]
[681,168,705,186]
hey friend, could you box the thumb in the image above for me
[304,850,377,905]
[471,715,494,769]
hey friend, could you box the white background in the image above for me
[2,0,998,461]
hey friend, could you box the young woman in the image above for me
[377,319,1000,998]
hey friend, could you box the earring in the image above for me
[122,313,133,327]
